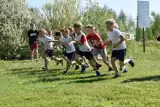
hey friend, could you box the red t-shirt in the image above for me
[87,33,106,49]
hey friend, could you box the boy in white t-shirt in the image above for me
[73,22,101,78]
[38,29,63,71]
[59,29,77,74]
[105,19,135,78]
[54,30,87,74]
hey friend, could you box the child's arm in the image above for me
[49,40,61,43]
[113,36,125,48]
[104,40,112,45]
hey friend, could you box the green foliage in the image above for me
[0,0,33,59]
[135,27,142,41]
[145,28,153,40]
[151,12,160,38]
[42,0,81,30]
[82,1,115,40]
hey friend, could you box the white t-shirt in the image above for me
[75,32,91,52]
[60,36,76,53]
[38,36,54,50]
[108,29,126,50]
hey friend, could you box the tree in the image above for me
[82,0,118,39]
[42,0,81,30]
[0,0,32,59]
[151,12,160,37]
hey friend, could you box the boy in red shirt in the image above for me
[85,25,113,71]
[73,22,101,77]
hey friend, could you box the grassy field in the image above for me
[0,41,160,107]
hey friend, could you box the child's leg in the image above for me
[34,49,39,60]
[89,59,97,71]
[29,47,34,60]
[111,57,119,74]
[82,56,89,67]
[100,49,113,70]
[64,60,72,73]
[75,54,88,73]
[89,59,101,77]
[75,54,84,66]
[43,55,49,70]
[118,49,134,71]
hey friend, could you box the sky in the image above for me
[27,0,160,19]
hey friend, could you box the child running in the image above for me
[54,30,87,74]
[38,29,63,71]
[105,19,135,78]
[85,24,113,71]
[59,28,77,74]
[73,22,101,77]
[68,27,89,68]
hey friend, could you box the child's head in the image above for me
[38,29,46,37]
[85,24,95,35]
[106,19,116,31]
[68,27,74,35]
[63,28,69,38]
[54,31,61,40]
[48,30,53,36]
[73,22,82,34]
[61,28,66,36]
[30,23,36,30]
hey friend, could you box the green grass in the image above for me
[0,41,160,107]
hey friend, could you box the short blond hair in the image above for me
[85,24,95,30]
[73,22,83,28]
[39,29,47,34]
[106,19,116,25]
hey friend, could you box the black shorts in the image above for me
[64,52,76,61]
[74,44,79,52]
[78,51,93,60]
[45,50,54,57]
[111,49,126,61]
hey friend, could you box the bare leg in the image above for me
[44,55,49,70]
[102,56,112,69]
[75,54,84,66]
[30,49,34,60]
[65,60,72,72]
[34,49,39,60]
[111,57,119,74]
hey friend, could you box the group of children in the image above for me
[28,19,135,78]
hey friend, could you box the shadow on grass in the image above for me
[26,74,109,84]
[122,75,160,83]
[11,68,63,78]
[10,67,110,84]
[72,78,108,83]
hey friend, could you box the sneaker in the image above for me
[113,73,120,78]
[129,59,135,67]
[75,65,80,70]
[96,71,101,77]
[108,67,114,72]
[81,64,87,73]
[123,69,128,73]
[96,63,102,70]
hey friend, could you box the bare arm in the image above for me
[113,36,125,48]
